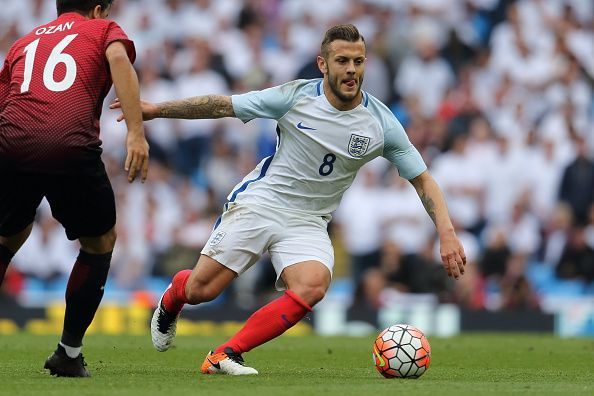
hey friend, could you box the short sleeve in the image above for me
[232,79,311,123]
[383,123,427,180]
[104,21,136,64]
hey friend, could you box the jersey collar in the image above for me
[318,79,369,112]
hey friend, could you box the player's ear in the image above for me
[89,5,104,19]
[317,55,327,75]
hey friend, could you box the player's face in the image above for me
[318,39,366,110]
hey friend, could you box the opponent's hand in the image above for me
[110,98,159,122]
[125,133,149,183]
[439,231,466,279]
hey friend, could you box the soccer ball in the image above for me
[372,324,431,379]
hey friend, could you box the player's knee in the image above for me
[95,228,116,252]
[294,284,327,307]
[79,228,117,254]
[102,228,117,249]
[308,286,327,306]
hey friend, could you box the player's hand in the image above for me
[110,98,159,122]
[125,132,150,183]
[439,230,466,280]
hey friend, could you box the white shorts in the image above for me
[201,203,334,290]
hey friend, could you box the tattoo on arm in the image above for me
[419,192,437,225]
[159,95,234,119]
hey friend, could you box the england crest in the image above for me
[348,134,370,157]
[209,231,226,245]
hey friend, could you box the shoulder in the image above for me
[276,78,323,99]
[231,79,322,122]
[5,36,25,58]
[88,19,134,60]
[363,92,401,132]
[80,18,128,36]
[4,31,37,61]
[235,78,321,107]
[86,18,118,29]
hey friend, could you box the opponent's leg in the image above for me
[0,224,33,285]
[151,255,235,352]
[202,261,330,376]
[0,245,13,285]
[44,228,116,377]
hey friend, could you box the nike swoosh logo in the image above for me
[281,314,292,328]
[207,356,221,369]
[373,344,386,367]
[296,122,316,130]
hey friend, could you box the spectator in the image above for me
[555,225,594,283]
[334,163,386,289]
[381,169,435,255]
[395,21,455,117]
[558,137,594,225]
[173,38,229,177]
[431,132,486,235]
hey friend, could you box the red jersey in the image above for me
[0,12,135,172]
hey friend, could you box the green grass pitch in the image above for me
[0,333,592,396]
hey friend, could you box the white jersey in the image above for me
[229,79,427,216]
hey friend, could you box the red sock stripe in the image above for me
[65,261,92,298]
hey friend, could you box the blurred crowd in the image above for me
[1,0,593,312]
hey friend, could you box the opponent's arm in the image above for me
[409,170,466,279]
[106,40,149,183]
[110,95,235,121]
[0,59,10,113]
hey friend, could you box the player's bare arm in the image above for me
[110,95,235,121]
[159,95,234,119]
[106,41,149,183]
[409,170,466,279]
